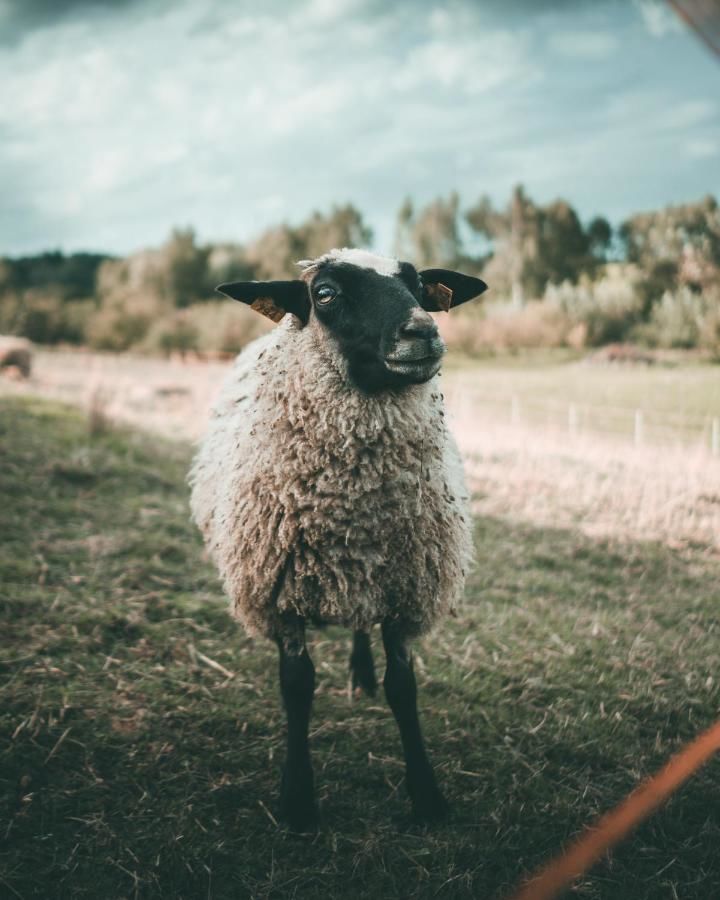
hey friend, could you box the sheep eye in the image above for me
[314,285,337,305]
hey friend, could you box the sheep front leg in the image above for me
[382,620,448,823]
[276,614,317,831]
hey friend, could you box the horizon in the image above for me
[2,187,719,261]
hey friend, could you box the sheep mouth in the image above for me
[384,355,443,380]
[385,337,445,379]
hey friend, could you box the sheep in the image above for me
[189,248,487,830]
[0,336,32,379]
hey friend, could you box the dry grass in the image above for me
[1,396,720,899]
[3,348,720,556]
[453,420,720,552]
[0,347,227,440]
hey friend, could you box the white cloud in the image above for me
[0,0,717,255]
[393,31,539,96]
[634,0,683,37]
[663,99,716,130]
[686,139,719,159]
[87,149,131,192]
[548,30,619,59]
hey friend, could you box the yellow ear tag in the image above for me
[250,297,287,323]
[427,282,453,312]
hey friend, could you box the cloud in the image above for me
[686,139,719,159]
[634,0,683,37]
[0,0,717,255]
[662,99,717,130]
[0,0,145,45]
[548,30,619,59]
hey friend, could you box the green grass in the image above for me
[445,353,720,420]
[444,353,720,447]
[1,396,719,899]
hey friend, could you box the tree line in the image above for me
[1,189,718,354]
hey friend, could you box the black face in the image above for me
[309,261,446,393]
[216,259,487,390]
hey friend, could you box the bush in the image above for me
[638,285,720,352]
[142,312,200,356]
[546,269,643,346]
[439,300,572,355]
[0,289,95,344]
[0,291,24,336]
[139,302,271,356]
[55,299,96,344]
[183,301,271,355]
[86,306,152,351]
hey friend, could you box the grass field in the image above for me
[443,356,720,450]
[2,348,720,449]
[2,396,720,899]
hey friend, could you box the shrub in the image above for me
[439,300,572,355]
[86,306,152,351]
[22,293,69,343]
[546,269,643,346]
[638,285,720,352]
[183,301,271,355]
[139,302,271,356]
[0,289,95,344]
[142,312,200,356]
[0,291,24,335]
[56,299,96,344]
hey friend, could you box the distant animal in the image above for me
[190,248,487,829]
[0,336,32,379]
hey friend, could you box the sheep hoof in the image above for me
[410,787,449,825]
[280,804,319,833]
[351,666,377,698]
[279,772,318,833]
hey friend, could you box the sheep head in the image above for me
[217,248,487,393]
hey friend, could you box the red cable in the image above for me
[508,720,720,900]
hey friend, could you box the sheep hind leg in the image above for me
[276,613,318,831]
[381,620,448,824]
[349,629,377,697]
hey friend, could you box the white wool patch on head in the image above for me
[298,248,401,278]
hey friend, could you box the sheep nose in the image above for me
[399,308,439,341]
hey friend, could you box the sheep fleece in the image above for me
[189,316,473,638]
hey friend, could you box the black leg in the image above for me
[382,620,448,823]
[276,614,317,831]
[350,629,377,697]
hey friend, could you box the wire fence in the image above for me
[445,389,720,456]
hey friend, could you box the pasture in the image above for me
[1,386,719,899]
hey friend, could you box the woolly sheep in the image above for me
[190,248,487,829]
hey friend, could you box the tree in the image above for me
[466,185,607,302]
[466,185,538,303]
[0,250,109,301]
[587,216,612,261]
[393,197,414,260]
[246,205,372,280]
[395,193,462,269]
[159,227,211,307]
[620,195,720,296]
[296,204,372,261]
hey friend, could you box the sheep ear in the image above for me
[419,269,488,312]
[216,280,310,325]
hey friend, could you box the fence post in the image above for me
[634,409,643,447]
[712,418,720,457]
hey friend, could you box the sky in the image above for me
[0,0,719,256]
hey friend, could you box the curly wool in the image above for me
[189,315,473,639]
